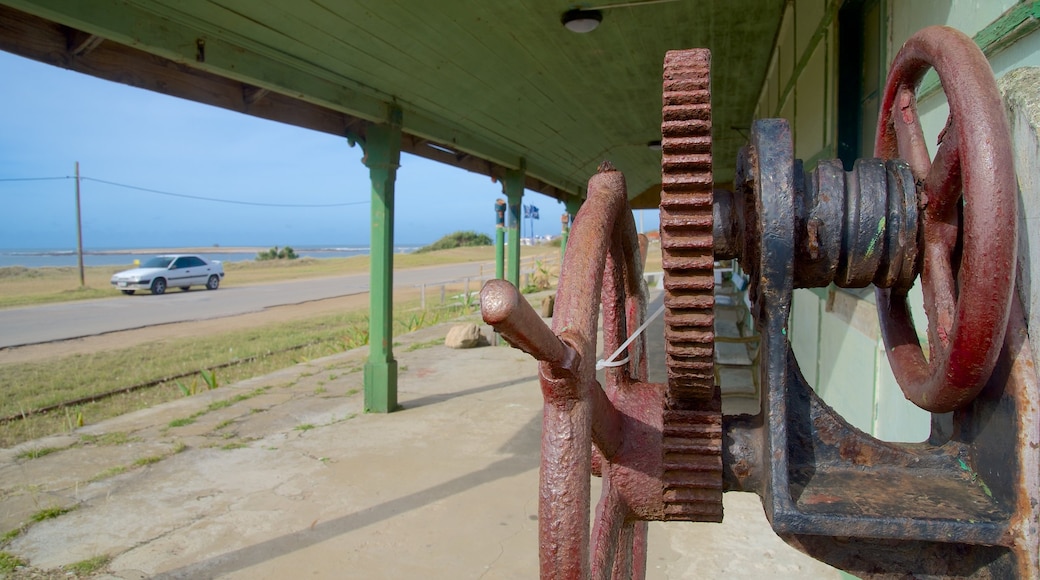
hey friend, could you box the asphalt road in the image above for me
[0,262,492,349]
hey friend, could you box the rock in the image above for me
[540,295,555,318]
[445,323,486,349]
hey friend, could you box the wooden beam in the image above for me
[241,85,269,106]
[65,29,102,57]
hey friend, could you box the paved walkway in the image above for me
[0,290,841,578]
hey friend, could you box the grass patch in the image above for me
[133,455,164,467]
[88,465,128,482]
[214,419,234,430]
[220,442,247,450]
[31,506,74,522]
[206,399,233,412]
[167,417,196,428]
[1,528,21,544]
[65,554,111,575]
[405,339,444,352]
[0,299,463,447]
[294,424,315,432]
[80,431,137,446]
[0,551,27,573]
[14,446,64,460]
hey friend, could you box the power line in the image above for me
[85,177,370,208]
[0,176,72,182]
[0,174,368,208]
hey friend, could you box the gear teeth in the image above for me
[657,48,723,523]
[661,48,715,404]
[661,395,723,521]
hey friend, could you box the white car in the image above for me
[111,254,225,295]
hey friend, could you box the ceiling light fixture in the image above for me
[561,8,603,33]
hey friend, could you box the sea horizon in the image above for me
[0,244,427,268]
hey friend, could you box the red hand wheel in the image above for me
[483,163,652,577]
[874,26,1017,413]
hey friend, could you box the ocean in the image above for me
[0,246,422,269]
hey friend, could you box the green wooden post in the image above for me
[495,198,506,279]
[562,198,581,263]
[559,212,570,264]
[362,107,402,413]
[503,166,524,287]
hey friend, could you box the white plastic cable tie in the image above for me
[595,303,666,370]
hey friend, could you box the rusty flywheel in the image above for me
[658,49,723,521]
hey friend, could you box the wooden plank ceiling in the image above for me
[0,0,783,208]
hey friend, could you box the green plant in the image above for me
[168,417,196,428]
[459,290,479,313]
[31,506,74,522]
[1,528,22,544]
[134,454,164,467]
[0,551,27,573]
[80,432,136,446]
[530,259,553,290]
[207,400,232,412]
[89,465,128,482]
[295,423,315,432]
[15,446,63,460]
[176,377,200,397]
[200,369,219,390]
[65,554,111,575]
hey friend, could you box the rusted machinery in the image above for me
[481,26,1039,579]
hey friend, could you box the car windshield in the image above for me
[141,257,174,269]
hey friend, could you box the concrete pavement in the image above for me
[0,289,841,578]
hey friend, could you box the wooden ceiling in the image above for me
[0,0,784,207]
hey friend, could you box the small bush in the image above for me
[416,231,492,253]
[255,246,299,261]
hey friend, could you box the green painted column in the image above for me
[494,198,506,279]
[503,166,524,288]
[559,212,570,264]
[561,198,582,263]
[362,107,402,413]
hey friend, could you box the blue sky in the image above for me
[0,50,659,250]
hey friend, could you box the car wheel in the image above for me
[151,278,167,295]
[180,286,190,291]
[121,290,135,295]
[206,275,220,290]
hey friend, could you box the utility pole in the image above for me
[75,161,85,287]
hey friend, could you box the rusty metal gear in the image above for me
[659,48,722,522]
